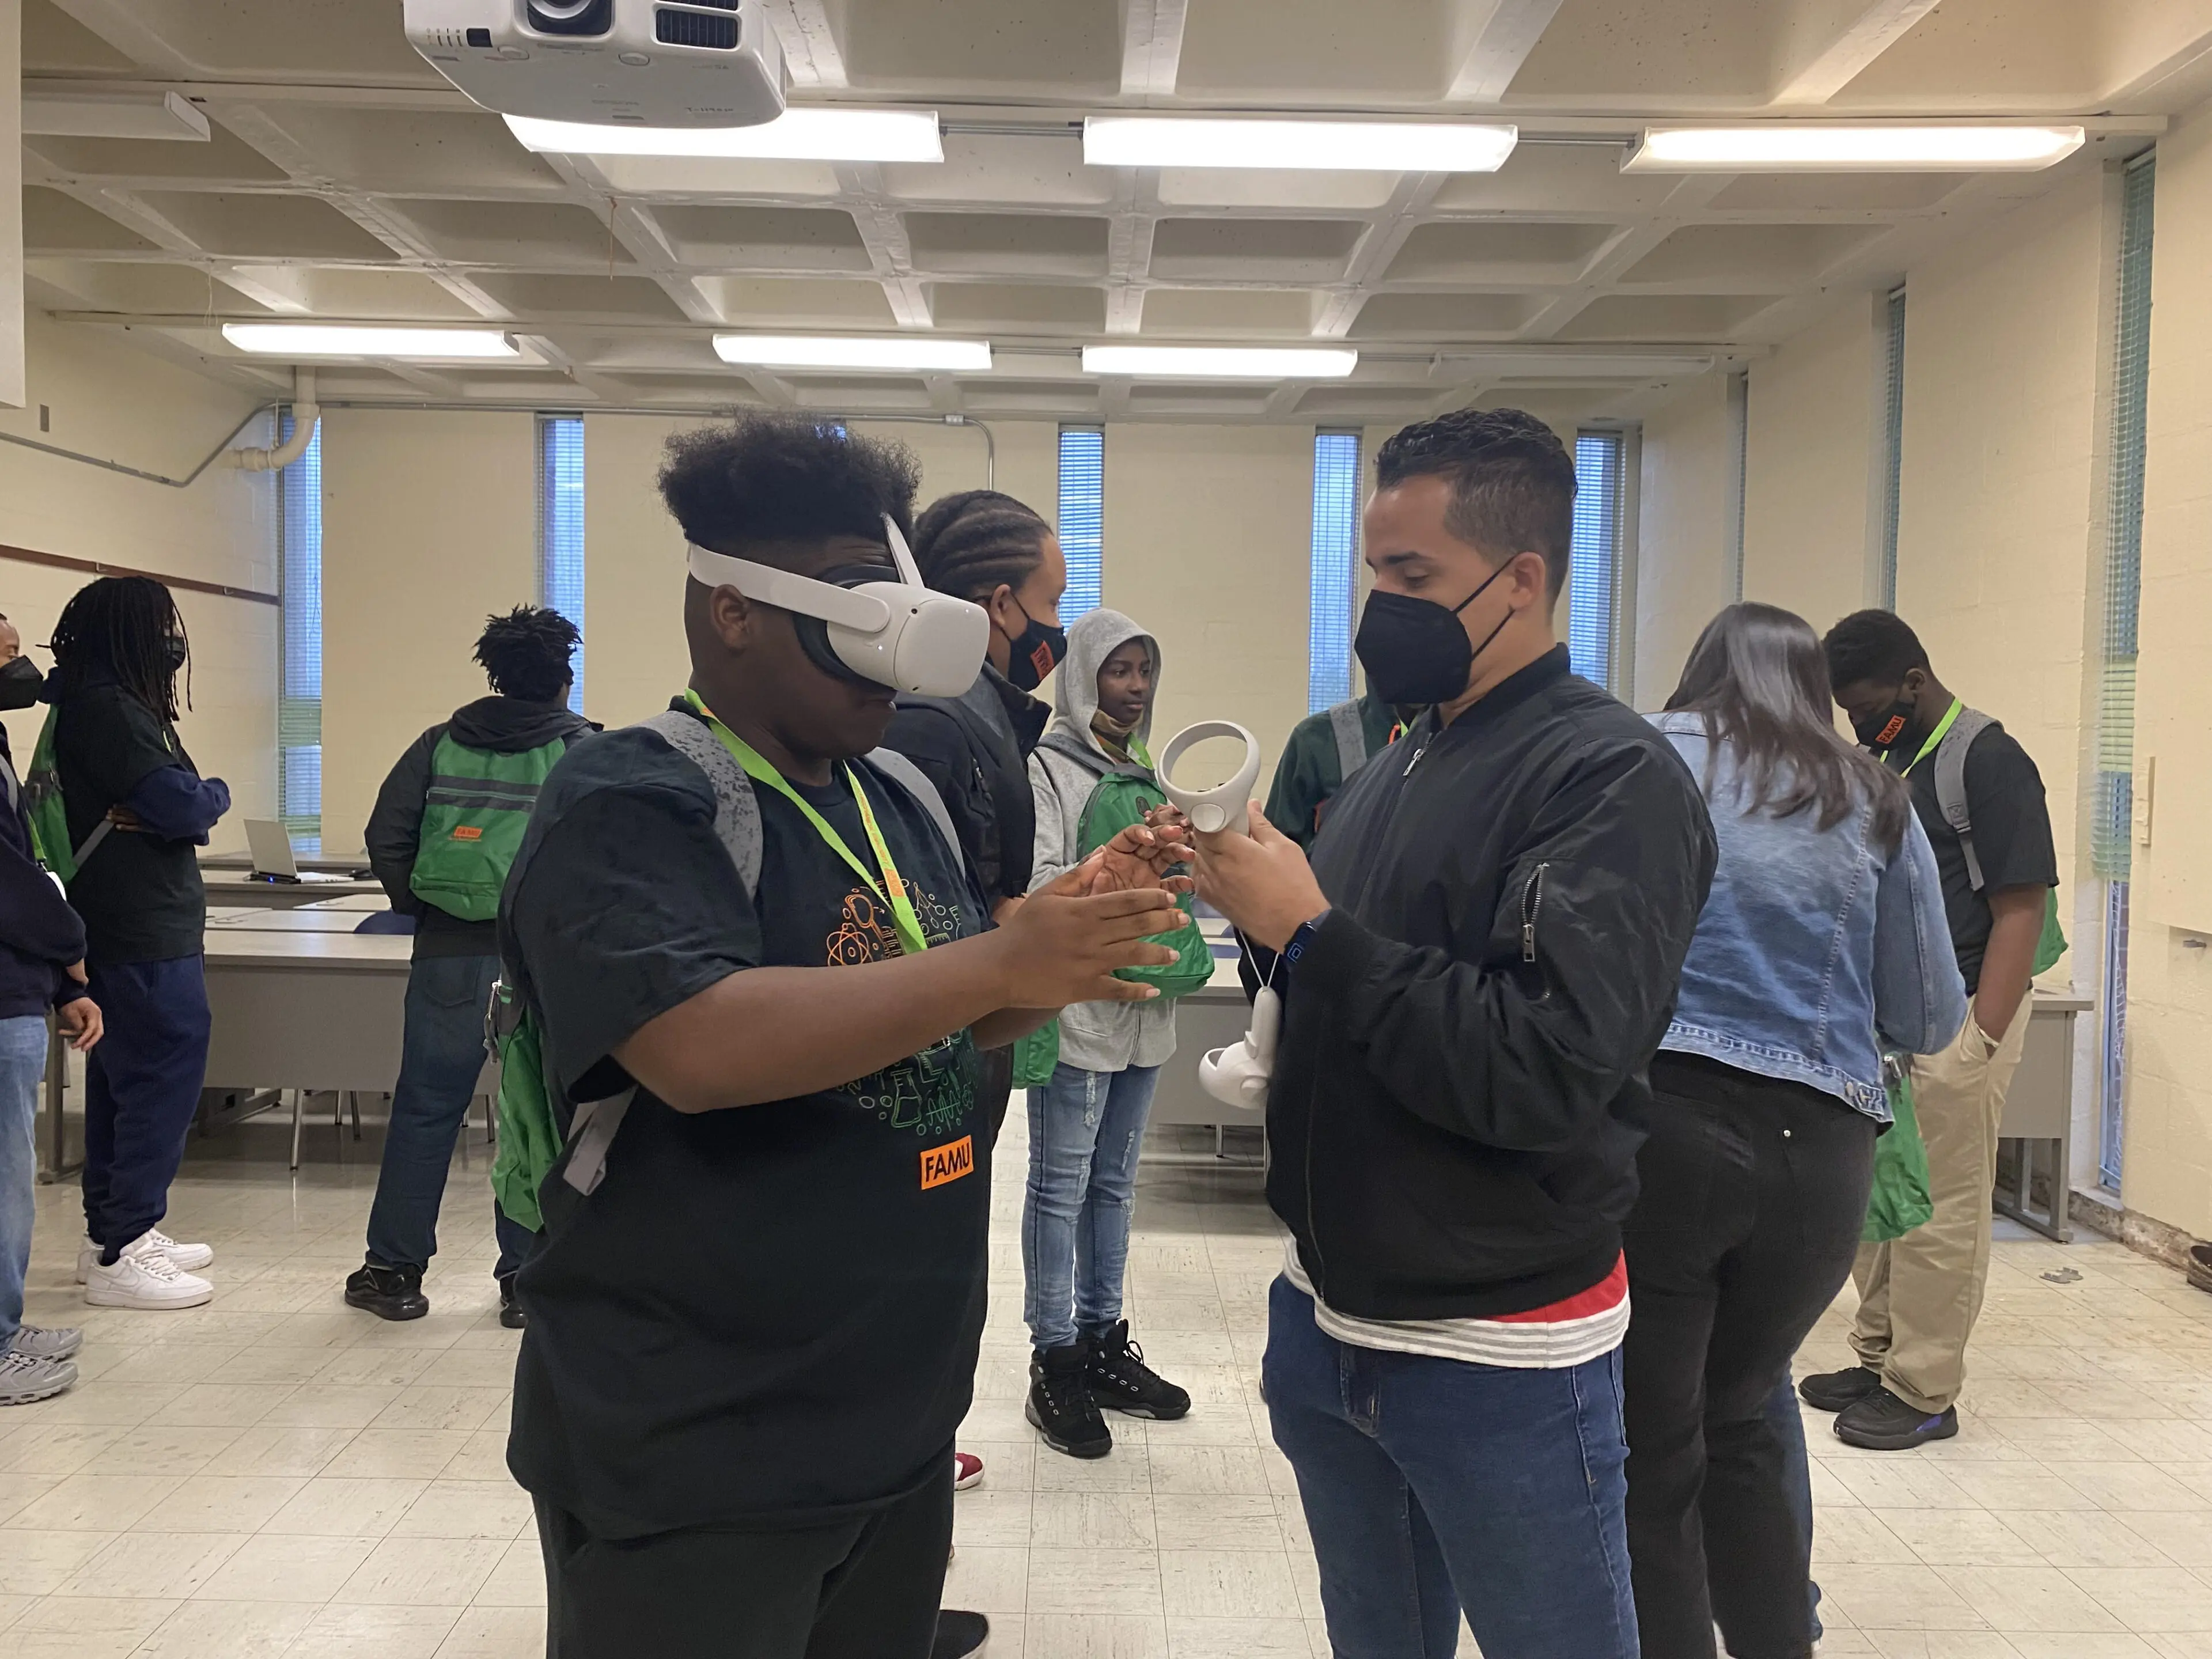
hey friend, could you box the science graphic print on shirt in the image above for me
[830,878,978,1142]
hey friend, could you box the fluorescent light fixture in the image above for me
[506,108,942,162]
[1085,116,1516,172]
[222,324,520,359]
[24,89,210,142]
[1625,124,2086,172]
[1082,346,1358,379]
[714,335,991,373]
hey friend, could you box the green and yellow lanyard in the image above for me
[685,691,929,958]
[1889,697,1964,779]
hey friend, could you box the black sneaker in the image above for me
[1798,1364,1885,1414]
[1834,1386,1959,1451]
[931,1609,990,1657]
[498,1274,525,1330]
[1084,1320,1191,1421]
[1027,1343,1112,1459]
[343,1262,427,1321]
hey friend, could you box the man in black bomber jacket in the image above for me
[1194,409,1716,1659]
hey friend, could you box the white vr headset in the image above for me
[686,515,990,698]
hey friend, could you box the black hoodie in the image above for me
[365,695,599,957]
[0,723,88,1018]
[1264,647,1716,1321]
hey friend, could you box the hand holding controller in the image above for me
[1156,721,1260,836]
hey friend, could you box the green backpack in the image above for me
[1012,763,1214,1090]
[22,704,108,883]
[410,732,570,923]
[1863,1065,1935,1243]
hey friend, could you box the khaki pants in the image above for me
[1849,1005,2029,1414]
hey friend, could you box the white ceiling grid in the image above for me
[17,0,2212,426]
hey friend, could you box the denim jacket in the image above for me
[1649,713,1967,1119]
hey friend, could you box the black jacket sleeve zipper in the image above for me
[1521,862,1548,964]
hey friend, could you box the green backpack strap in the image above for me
[22,703,110,884]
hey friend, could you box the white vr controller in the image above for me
[1154,719,1277,1111]
[687,514,990,698]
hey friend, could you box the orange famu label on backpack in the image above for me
[451,825,483,840]
[920,1135,974,1190]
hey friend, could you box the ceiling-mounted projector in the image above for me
[403,0,787,128]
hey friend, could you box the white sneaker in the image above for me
[84,1234,213,1310]
[76,1228,213,1283]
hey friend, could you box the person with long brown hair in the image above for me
[1624,601,1965,1659]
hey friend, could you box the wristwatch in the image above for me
[1282,910,1331,968]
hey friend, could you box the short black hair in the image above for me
[1822,609,1930,690]
[475,605,578,702]
[911,489,1051,604]
[658,414,921,567]
[1374,407,1577,597]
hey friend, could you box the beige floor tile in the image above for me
[0,1589,34,1628]
[1029,1548,1162,1616]
[202,1426,359,1479]
[439,1430,513,1485]
[1035,1442,1153,1492]
[1023,1612,1170,1658]
[366,1388,508,1435]
[1153,1494,1286,1553]
[78,1425,247,1479]
[1862,1634,2024,1658]
[1032,1491,1158,1550]
[285,1600,465,1657]
[2,1627,141,1658]
[152,1475,311,1535]
[2005,1638,2164,1658]
[1157,1548,1299,1619]
[135,1598,318,1659]
[942,1544,1030,1615]
[2067,1568,2212,1633]
[0,1473,62,1527]
[2007,1509,2181,1568]
[196,1533,381,1603]
[0,1423,123,1476]
[1147,1446,1273,1497]
[1938,1564,2132,1634]
[1819,1563,1993,1631]
[1817,1507,1926,1565]
[320,1429,467,1480]
[2,1472,181,1533]
[260,1386,405,1429]
[389,1480,535,1541]
[2051,1463,2212,1514]
[331,1535,506,1608]
[468,1540,548,1609]
[955,1487,1037,1548]
[263,1477,429,1538]
[8,1590,179,1639]
[56,1531,249,1599]
[430,1604,541,1659]
[0,1528,117,1596]
[165,1382,302,1428]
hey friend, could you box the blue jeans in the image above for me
[0,1013,50,1347]
[1264,1276,1639,1659]
[364,954,529,1279]
[1021,1062,1158,1352]
[1766,1377,1821,1642]
[82,955,210,1257]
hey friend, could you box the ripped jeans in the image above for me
[1021,1062,1159,1353]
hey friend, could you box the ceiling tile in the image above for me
[653,206,871,272]
[704,276,899,329]
[838,0,1121,94]
[1705,175,1975,212]
[1139,289,1324,337]
[24,188,160,255]
[131,191,398,261]
[29,259,270,315]
[882,134,1110,208]
[242,108,567,197]
[1126,383,1277,416]
[1154,170,1403,213]
[1619,224,1890,287]
[905,213,1109,278]
[1429,147,1685,216]
[262,268,485,321]
[1385,221,1618,283]
[589,158,844,199]
[474,274,691,323]
[24,0,137,74]
[1296,385,1443,418]
[388,199,629,268]
[25,125,291,185]
[1350,292,1543,338]
[93,0,445,84]
[1150,219,1365,282]
[1176,0,1459,100]
[1556,294,1779,340]
[929,282,1106,332]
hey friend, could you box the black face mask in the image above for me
[0,657,41,711]
[1353,562,1513,709]
[165,636,188,673]
[1854,693,1918,752]
[999,600,1067,694]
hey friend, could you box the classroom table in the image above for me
[301,893,395,912]
[206,907,387,933]
[202,849,372,876]
[202,872,387,908]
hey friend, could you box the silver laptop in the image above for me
[244,819,349,883]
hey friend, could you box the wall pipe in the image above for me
[0,400,279,488]
[224,368,319,472]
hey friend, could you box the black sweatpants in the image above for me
[1622,1052,1876,1659]
[535,1466,954,1659]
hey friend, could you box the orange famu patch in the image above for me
[920,1135,974,1190]
[451,825,483,840]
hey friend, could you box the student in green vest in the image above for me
[1805,609,2060,1452]
[1264,688,1421,851]
[347,606,597,1324]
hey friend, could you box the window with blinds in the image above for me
[2097,149,2155,1191]
[1570,430,1625,691]
[1307,430,1361,713]
[277,410,323,850]
[1058,425,1104,623]
[1881,286,1906,608]
[538,415,586,715]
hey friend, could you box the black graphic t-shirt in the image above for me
[499,709,992,1537]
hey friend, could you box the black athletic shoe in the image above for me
[1027,1343,1112,1459]
[343,1262,427,1321]
[931,1609,990,1658]
[498,1274,525,1330]
[1834,1387,1959,1451]
[1798,1364,1885,1414]
[1084,1320,1191,1421]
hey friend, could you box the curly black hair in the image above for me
[1821,608,1930,691]
[475,605,579,702]
[1374,407,1577,596]
[910,489,1052,604]
[51,575,190,723]
[658,414,921,568]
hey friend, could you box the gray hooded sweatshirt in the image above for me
[1026,608,1178,1074]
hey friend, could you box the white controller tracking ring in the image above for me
[1157,721,1260,836]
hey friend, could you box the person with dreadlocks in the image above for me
[51,575,230,1312]
[349,605,596,1327]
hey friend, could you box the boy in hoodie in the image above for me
[1022,609,1192,1458]
[348,606,596,1323]
[0,612,103,1404]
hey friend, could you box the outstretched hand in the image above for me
[1067,815,1194,899]
[1190,801,1328,952]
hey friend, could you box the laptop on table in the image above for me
[243,819,353,884]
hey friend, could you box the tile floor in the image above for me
[8,1108,2212,1656]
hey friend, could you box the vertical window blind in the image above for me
[2097,149,2156,1190]
[1881,286,1907,609]
[1570,430,1625,692]
[278,410,323,850]
[1058,426,1104,623]
[1307,430,1361,713]
[538,415,586,715]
